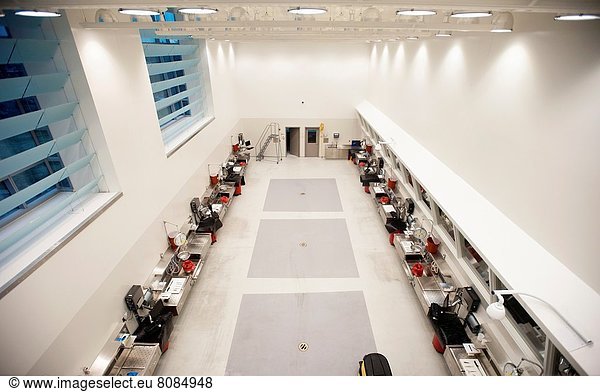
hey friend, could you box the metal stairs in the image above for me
[256,122,283,163]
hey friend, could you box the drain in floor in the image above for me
[300,192,306,195]
[298,342,309,352]
[299,241,307,247]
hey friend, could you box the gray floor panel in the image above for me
[263,178,343,212]
[225,291,377,375]
[248,219,358,278]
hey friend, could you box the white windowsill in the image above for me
[164,115,215,157]
[0,191,121,298]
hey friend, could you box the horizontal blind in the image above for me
[0,154,94,216]
[155,86,200,111]
[146,58,199,75]
[0,102,78,141]
[151,73,198,93]
[142,43,198,57]
[0,129,86,179]
[0,177,100,254]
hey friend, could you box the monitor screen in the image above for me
[351,139,362,147]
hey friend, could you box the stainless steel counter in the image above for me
[443,345,498,376]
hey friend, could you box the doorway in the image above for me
[305,127,319,157]
[286,127,300,157]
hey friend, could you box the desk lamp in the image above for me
[486,290,592,348]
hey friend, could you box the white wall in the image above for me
[232,42,369,157]
[366,14,600,292]
[0,13,240,375]
[234,42,369,119]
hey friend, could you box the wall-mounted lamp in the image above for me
[487,290,592,349]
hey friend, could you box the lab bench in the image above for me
[393,234,456,314]
[443,345,498,376]
[107,343,162,376]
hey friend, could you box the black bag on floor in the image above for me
[358,353,392,376]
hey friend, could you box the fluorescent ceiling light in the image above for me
[435,32,452,37]
[288,7,327,16]
[491,28,512,32]
[397,9,436,16]
[15,10,61,17]
[554,14,600,21]
[179,8,218,15]
[450,11,492,18]
[118,8,160,16]
[406,36,419,40]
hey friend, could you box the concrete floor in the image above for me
[154,156,450,376]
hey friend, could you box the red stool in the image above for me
[364,186,370,193]
[234,184,242,195]
[211,233,217,244]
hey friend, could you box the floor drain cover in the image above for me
[298,342,309,352]
[300,192,306,195]
[299,242,307,247]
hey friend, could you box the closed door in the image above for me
[305,127,319,157]
[288,127,300,157]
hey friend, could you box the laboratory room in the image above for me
[0,0,599,384]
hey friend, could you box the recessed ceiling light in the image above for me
[15,10,61,17]
[288,7,327,16]
[373,39,382,42]
[435,32,452,37]
[450,11,492,18]
[118,8,160,16]
[406,36,419,40]
[397,9,436,16]
[491,28,512,33]
[179,8,218,15]
[554,14,600,21]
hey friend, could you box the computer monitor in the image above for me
[351,139,362,147]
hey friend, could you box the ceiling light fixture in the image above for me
[0,11,6,17]
[118,8,160,16]
[491,12,514,32]
[178,7,218,15]
[435,32,452,37]
[15,10,61,17]
[406,36,419,40]
[288,7,327,16]
[487,290,592,349]
[396,9,436,16]
[554,14,600,21]
[450,11,492,18]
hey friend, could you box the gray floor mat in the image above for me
[248,219,358,278]
[263,178,343,212]
[225,291,377,375]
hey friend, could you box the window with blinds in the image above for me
[0,14,102,255]
[140,30,214,152]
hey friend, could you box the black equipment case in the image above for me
[358,353,393,376]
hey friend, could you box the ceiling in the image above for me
[2,1,600,41]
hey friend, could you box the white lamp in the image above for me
[487,290,592,347]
